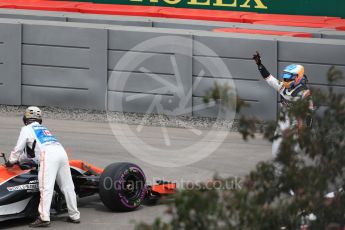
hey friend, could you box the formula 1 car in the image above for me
[0,153,176,221]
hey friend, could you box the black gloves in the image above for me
[26,140,36,158]
[253,51,262,66]
[5,161,13,168]
[306,115,313,128]
[252,51,270,79]
[0,153,13,168]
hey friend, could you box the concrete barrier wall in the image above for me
[0,21,21,105]
[0,9,67,22]
[21,22,107,110]
[0,18,344,121]
[192,34,278,120]
[107,29,193,115]
[320,31,345,40]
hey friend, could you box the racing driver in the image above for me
[252,52,314,158]
[6,106,80,227]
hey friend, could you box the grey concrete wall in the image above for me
[21,22,107,110]
[66,13,153,27]
[192,34,278,120]
[0,17,344,121]
[107,29,193,116]
[152,18,325,38]
[0,9,66,22]
[0,21,21,105]
[320,30,345,40]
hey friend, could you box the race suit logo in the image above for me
[32,125,58,145]
[7,184,39,192]
[43,130,52,136]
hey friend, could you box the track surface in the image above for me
[0,115,271,229]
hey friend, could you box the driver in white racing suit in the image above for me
[252,52,314,158]
[7,106,80,227]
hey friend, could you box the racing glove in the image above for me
[5,161,13,168]
[306,115,313,128]
[253,51,270,79]
[26,140,36,158]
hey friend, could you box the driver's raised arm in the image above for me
[253,52,285,93]
[9,127,29,164]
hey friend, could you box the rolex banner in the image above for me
[72,0,345,18]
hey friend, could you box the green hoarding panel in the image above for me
[72,0,345,18]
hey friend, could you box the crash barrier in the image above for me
[240,14,341,24]
[0,19,345,120]
[213,28,313,38]
[1,9,345,40]
[253,21,345,30]
[21,22,107,110]
[1,0,345,30]
[0,22,21,105]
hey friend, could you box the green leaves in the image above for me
[203,81,246,113]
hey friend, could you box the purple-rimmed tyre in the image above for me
[99,162,147,212]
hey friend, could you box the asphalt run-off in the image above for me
[0,115,271,230]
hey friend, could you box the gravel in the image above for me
[0,105,239,131]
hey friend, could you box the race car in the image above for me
[0,153,176,221]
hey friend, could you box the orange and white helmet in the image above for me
[282,64,306,89]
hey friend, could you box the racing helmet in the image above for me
[282,64,305,89]
[23,106,42,125]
